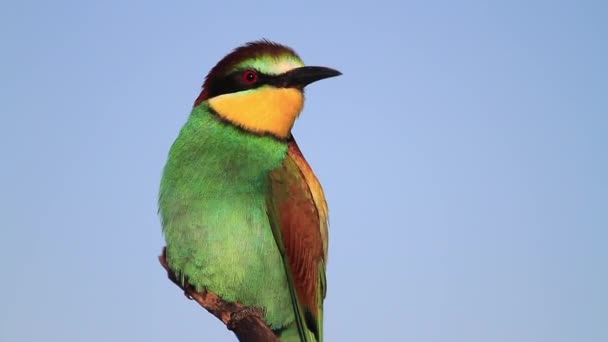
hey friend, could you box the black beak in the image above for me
[270,66,342,88]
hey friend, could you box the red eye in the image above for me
[242,70,258,84]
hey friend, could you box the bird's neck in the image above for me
[163,104,288,193]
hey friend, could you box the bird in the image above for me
[158,40,340,342]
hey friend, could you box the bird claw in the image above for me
[228,307,264,328]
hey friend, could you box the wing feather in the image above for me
[267,139,328,341]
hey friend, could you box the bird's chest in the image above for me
[160,113,291,295]
[164,189,291,316]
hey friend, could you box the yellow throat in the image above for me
[208,86,304,139]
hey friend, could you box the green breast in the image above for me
[159,104,293,329]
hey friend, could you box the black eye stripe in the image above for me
[206,70,274,98]
[234,69,270,85]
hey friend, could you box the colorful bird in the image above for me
[159,40,340,341]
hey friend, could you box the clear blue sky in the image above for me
[1,1,606,341]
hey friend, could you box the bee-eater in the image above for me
[159,40,340,342]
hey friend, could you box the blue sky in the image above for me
[1,1,606,341]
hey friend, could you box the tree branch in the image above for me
[159,248,280,342]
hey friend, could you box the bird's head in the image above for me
[194,40,341,139]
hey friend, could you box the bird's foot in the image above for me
[159,247,194,300]
[228,307,265,329]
